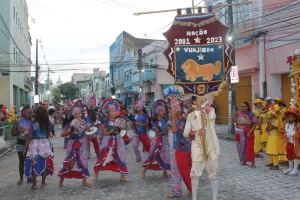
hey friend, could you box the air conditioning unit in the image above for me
[0,72,9,76]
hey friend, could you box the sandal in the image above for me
[165,193,176,198]
[17,180,23,185]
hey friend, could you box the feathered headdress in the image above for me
[101,98,121,117]
[87,95,96,108]
[67,99,83,119]
[163,85,184,111]
[135,93,145,109]
[151,100,168,118]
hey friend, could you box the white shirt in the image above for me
[48,106,55,110]
[285,123,295,143]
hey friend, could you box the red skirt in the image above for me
[244,127,255,163]
[286,142,296,161]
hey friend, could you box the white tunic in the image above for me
[285,123,295,144]
[183,108,220,179]
[183,108,221,162]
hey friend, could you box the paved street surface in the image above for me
[0,128,299,200]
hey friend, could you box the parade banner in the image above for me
[163,13,232,97]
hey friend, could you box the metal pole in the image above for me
[192,0,195,14]
[258,0,265,98]
[35,39,39,95]
[138,49,143,99]
[227,0,236,135]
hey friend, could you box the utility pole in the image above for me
[35,39,39,95]
[258,0,265,98]
[110,64,115,97]
[47,66,50,90]
[227,0,236,135]
[191,0,195,13]
[138,48,143,99]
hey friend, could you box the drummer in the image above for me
[131,99,151,162]
[85,95,101,157]
[94,99,129,182]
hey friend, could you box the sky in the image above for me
[27,0,205,85]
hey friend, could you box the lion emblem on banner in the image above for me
[181,59,222,82]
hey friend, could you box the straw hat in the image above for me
[284,106,300,120]
[253,99,264,105]
[273,97,285,104]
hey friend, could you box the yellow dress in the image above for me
[277,106,287,161]
[260,111,268,144]
[8,107,16,122]
[266,118,283,155]
[253,108,261,154]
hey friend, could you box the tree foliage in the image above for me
[52,88,61,105]
[58,82,79,100]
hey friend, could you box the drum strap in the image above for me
[200,110,208,161]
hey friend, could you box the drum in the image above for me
[148,130,156,140]
[86,127,98,139]
[120,130,131,145]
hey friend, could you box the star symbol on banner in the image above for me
[194,37,201,44]
[198,53,204,60]
[176,47,180,51]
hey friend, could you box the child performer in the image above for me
[279,107,300,175]
[265,110,283,170]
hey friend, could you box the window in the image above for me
[13,6,15,20]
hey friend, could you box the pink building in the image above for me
[206,0,300,123]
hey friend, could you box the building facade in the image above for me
[109,31,169,106]
[141,41,174,105]
[0,0,33,110]
[205,0,300,124]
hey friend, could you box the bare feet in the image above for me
[188,191,192,196]
[120,176,129,182]
[82,182,92,188]
[41,183,47,188]
[165,193,175,198]
[141,170,146,179]
[58,179,64,187]
[31,184,37,190]
[163,171,170,178]
[17,180,23,185]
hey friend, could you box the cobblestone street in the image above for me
[0,129,299,200]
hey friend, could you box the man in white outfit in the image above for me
[183,96,221,200]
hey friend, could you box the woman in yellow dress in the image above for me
[265,110,284,170]
[253,99,263,158]
[273,97,287,162]
[8,106,16,122]
[260,103,268,150]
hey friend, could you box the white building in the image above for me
[141,41,174,104]
[0,0,33,110]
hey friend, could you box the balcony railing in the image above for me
[24,76,33,90]
[143,69,155,82]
